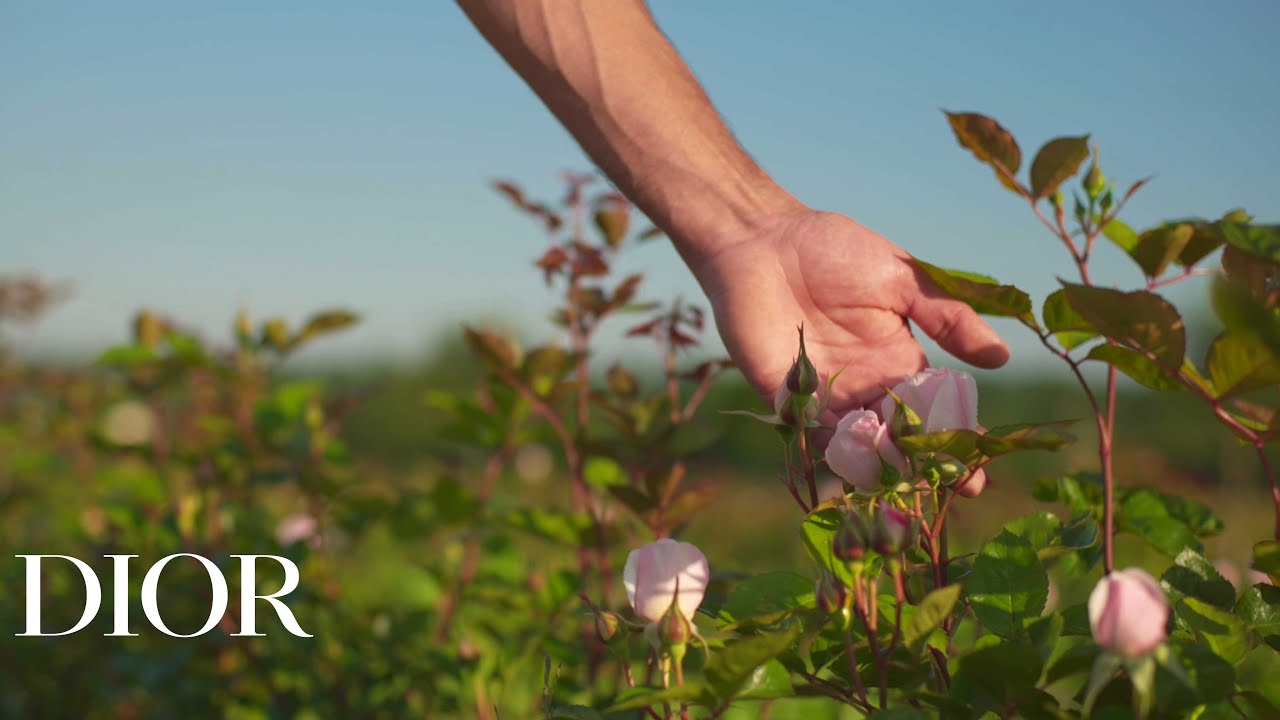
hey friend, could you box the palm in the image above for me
[695,210,1007,418]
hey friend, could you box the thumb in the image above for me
[907,273,1010,369]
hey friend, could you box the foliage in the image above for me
[2,113,1278,719]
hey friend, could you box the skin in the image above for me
[456,0,1010,417]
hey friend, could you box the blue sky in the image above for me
[3,1,1278,374]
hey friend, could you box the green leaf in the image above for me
[1161,548,1236,610]
[1207,331,1280,398]
[1176,596,1248,664]
[1133,223,1195,278]
[548,705,604,720]
[904,584,963,655]
[1062,283,1186,370]
[1220,221,1280,263]
[703,624,802,701]
[1211,277,1280,360]
[96,344,158,368]
[951,642,1044,713]
[1033,472,1103,515]
[913,259,1035,323]
[1102,218,1141,254]
[896,428,983,464]
[732,658,794,700]
[1253,541,1280,583]
[607,684,706,712]
[1177,221,1226,267]
[1086,345,1184,391]
[1030,135,1090,199]
[593,207,629,249]
[723,573,814,622]
[943,110,1023,193]
[800,508,852,585]
[1121,489,1201,556]
[294,309,358,347]
[869,709,931,719]
[967,529,1049,639]
[1043,288,1098,350]
[1003,511,1062,552]
[582,456,624,490]
[980,421,1078,454]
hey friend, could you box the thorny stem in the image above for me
[1102,366,1117,573]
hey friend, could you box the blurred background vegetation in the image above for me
[1,249,1273,717]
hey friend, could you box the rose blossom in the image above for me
[623,539,710,623]
[881,368,987,497]
[1088,567,1169,658]
[880,367,979,433]
[824,409,909,491]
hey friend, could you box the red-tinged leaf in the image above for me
[1122,176,1153,203]
[669,328,699,348]
[1029,136,1090,200]
[626,318,661,338]
[683,358,735,381]
[535,246,569,285]
[462,325,521,372]
[689,305,705,331]
[943,111,1023,194]
[571,244,609,278]
[610,274,643,307]
[492,180,529,210]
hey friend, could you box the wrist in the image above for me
[665,174,807,272]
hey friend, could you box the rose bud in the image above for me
[594,610,621,644]
[871,505,916,555]
[785,327,820,396]
[1088,567,1169,658]
[832,512,870,562]
[880,368,979,434]
[774,383,819,426]
[623,539,710,624]
[824,410,909,491]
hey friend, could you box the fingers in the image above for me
[906,271,1010,369]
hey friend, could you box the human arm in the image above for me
[456,0,1010,412]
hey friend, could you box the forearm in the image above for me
[456,0,802,268]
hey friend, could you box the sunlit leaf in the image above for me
[913,259,1035,324]
[967,530,1048,639]
[943,111,1023,193]
[1029,135,1090,200]
[1061,283,1186,370]
[1085,344,1184,391]
[1132,223,1194,278]
[1206,331,1280,398]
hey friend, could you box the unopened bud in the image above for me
[872,505,916,555]
[832,512,869,562]
[1083,144,1107,201]
[815,572,850,615]
[595,610,621,643]
[133,311,165,349]
[657,603,693,651]
[262,318,291,352]
[785,326,820,396]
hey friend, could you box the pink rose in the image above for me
[623,539,710,623]
[1088,567,1169,658]
[825,409,909,491]
[275,513,318,546]
[880,368,979,433]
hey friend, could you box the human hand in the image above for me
[690,208,1010,420]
